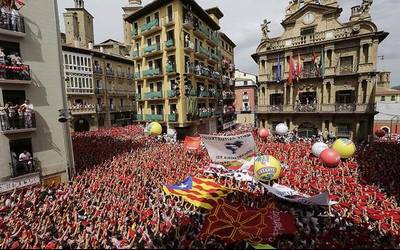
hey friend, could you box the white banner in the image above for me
[262,183,338,206]
[0,173,40,194]
[200,133,256,163]
[222,120,237,130]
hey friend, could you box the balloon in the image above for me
[275,123,288,136]
[319,148,341,167]
[258,128,269,138]
[375,129,386,138]
[332,138,356,159]
[145,122,162,136]
[311,142,329,157]
[254,155,281,182]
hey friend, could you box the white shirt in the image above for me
[19,152,31,161]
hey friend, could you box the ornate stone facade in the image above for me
[253,0,388,141]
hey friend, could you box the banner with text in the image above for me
[200,133,256,163]
[262,183,338,206]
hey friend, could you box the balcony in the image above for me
[184,41,195,53]
[209,33,220,46]
[165,39,175,49]
[295,103,318,112]
[10,158,40,179]
[164,16,175,27]
[0,112,36,134]
[0,13,25,37]
[193,65,211,78]
[199,111,212,118]
[335,103,356,112]
[241,107,252,113]
[106,68,115,77]
[145,114,164,122]
[0,64,32,84]
[67,88,94,95]
[136,114,144,121]
[69,106,96,115]
[93,66,103,75]
[183,16,194,30]
[134,93,142,101]
[257,103,376,114]
[199,90,210,98]
[143,43,162,57]
[302,71,319,79]
[131,29,139,39]
[168,113,178,122]
[165,63,176,74]
[167,90,179,98]
[339,64,356,75]
[140,19,161,36]
[144,91,163,100]
[95,88,105,95]
[143,68,161,79]
[116,72,126,78]
[194,23,210,39]
[127,73,133,80]
[131,50,141,59]
[195,45,209,59]
[209,53,220,63]
[134,72,142,80]
[222,92,235,100]
[113,106,135,112]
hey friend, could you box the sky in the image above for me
[57,0,400,86]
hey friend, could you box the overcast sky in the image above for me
[57,0,400,86]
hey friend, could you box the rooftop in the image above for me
[62,44,133,64]
[376,87,400,95]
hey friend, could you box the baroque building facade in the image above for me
[253,0,388,141]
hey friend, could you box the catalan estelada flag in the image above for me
[162,177,230,210]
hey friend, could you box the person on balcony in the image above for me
[20,99,33,128]
[18,150,33,172]
[0,0,11,29]
[10,1,21,31]
[7,102,18,129]
[0,103,9,130]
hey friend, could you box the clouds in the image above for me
[57,0,400,86]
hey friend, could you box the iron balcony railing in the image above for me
[0,112,36,132]
[144,91,163,100]
[140,19,160,33]
[145,114,164,122]
[69,106,96,114]
[0,64,31,81]
[144,43,161,54]
[0,13,25,33]
[10,158,40,178]
[165,39,175,48]
[143,68,161,78]
[166,63,176,73]
[106,68,114,76]
[168,113,178,122]
[256,103,376,113]
[93,66,103,74]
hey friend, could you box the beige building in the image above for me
[253,0,388,141]
[124,0,236,136]
[62,1,136,132]
[234,69,258,126]
[375,72,400,103]
[0,0,74,192]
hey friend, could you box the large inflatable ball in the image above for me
[311,142,329,157]
[145,122,162,136]
[375,129,386,138]
[332,138,356,159]
[319,148,341,167]
[258,128,270,138]
[275,123,289,136]
[254,155,281,182]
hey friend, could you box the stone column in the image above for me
[330,82,335,104]
[283,82,287,105]
[265,83,270,106]
[357,80,363,104]
[289,84,294,105]
[321,82,326,104]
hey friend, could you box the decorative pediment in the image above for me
[282,3,341,26]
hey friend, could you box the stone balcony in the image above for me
[257,103,376,114]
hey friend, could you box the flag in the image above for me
[319,47,325,78]
[276,54,281,83]
[184,136,201,150]
[200,200,297,243]
[162,177,230,209]
[312,50,319,77]
[288,57,295,85]
[295,52,302,82]
[261,183,338,206]
[200,133,256,163]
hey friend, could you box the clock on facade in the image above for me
[303,12,315,25]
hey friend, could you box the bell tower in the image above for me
[122,0,143,47]
[64,0,94,48]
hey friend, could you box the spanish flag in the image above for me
[163,177,230,210]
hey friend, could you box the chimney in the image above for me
[88,42,93,50]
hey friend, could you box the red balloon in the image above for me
[258,128,269,138]
[319,148,341,167]
[375,129,386,138]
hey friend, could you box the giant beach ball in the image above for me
[254,155,281,182]
[312,142,329,157]
[332,138,356,159]
[145,122,162,136]
[375,129,386,138]
[275,123,289,136]
[258,128,270,138]
[319,148,341,167]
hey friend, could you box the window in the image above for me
[270,94,283,105]
[340,56,354,73]
[391,95,396,101]
[9,138,34,178]
[336,90,354,104]
[302,61,314,77]
[381,96,386,101]
[337,124,352,138]
[146,16,151,23]
[167,5,173,22]
[244,81,248,86]
[300,27,315,36]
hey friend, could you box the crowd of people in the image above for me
[0,125,399,249]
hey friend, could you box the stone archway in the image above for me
[298,122,318,138]
[74,118,90,132]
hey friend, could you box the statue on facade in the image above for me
[360,0,373,16]
[261,19,271,39]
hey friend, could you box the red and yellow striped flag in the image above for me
[163,177,230,210]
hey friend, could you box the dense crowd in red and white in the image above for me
[0,125,399,249]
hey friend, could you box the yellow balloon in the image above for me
[145,122,162,136]
[332,138,356,159]
[254,155,281,182]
